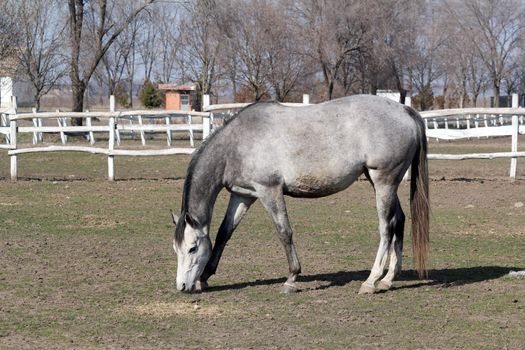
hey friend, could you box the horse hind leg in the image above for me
[376,203,405,291]
[258,186,301,293]
[359,178,400,295]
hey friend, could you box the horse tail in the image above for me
[408,107,430,279]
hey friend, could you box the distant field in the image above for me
[0,137,524,349]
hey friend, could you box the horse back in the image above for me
[220,95,421,197]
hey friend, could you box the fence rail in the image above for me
[2,94,525,181]
[420,95,525,178]
[1,98,211,181]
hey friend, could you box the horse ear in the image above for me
[170,210,179,225]
[185,212,199,228]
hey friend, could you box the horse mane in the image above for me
[176,101,278,244]
[183,100,276,196]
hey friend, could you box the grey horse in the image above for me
[172,94,429,294]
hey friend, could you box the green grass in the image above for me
[0,138,524,349]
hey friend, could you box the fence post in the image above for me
[9,96,17,181]
[109,95,122,146]
[9,118,17,181]
[165,116,172,146]
[108,116,115,181]
[31,108,43,144]
[138,115,146,146]
[56,109,67,144]
[188,114,194,147]
[510,94,519,179]
[302,94,310,105]
[32,108,38,144]
[109,95,116,112]
[510,115,519,179]
[203,117,210,141]
[86,117,95,145]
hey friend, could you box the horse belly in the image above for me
[284,168,362,198]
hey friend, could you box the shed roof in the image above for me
[158,83,196,91]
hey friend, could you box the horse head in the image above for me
[172,211,211,293]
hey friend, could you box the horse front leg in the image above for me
[258,186,302,294]
[200,194,255,289]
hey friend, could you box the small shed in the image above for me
[158,83,196,111]
[0,57,35,108]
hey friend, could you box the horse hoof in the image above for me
[358,283,376,295]
[281,283,298,294]
[376,281,392,291]
[195,280,207,292]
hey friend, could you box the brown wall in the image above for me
[165,92,180,110]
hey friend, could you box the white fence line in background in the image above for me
[420,93,524,178]
[2,94,525,181]
[0,97,211,181]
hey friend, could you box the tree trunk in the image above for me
[71,81,85,125]
[327,80,334,100]
[34,95,41,112]
[399,89,407,105]
[128,49,135,108]
[128,77,133,108]
[370,83,378,95]
[493,79,500,107]
[393,65,408,105]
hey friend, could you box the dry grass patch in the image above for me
[124,301,225,318]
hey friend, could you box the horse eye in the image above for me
[188,246,197,254]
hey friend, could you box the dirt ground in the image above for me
[0,136,524,349]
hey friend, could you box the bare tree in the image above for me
[96,36,130,97]
[294,0,366,100]
[123,15,140,107]
[0,0,21,61]
[155,6,181,83]
[67,0,156,121]
[265,4,309,102]
[179,0,223,109]
[411,8,446,110]
[373,0,423,104]
[14,0,67,111]
[94,1,148,106]
[442,33,488,107]
[444,0,525,107]
[226,1,271,101]
[137,7,159,82]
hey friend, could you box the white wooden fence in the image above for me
[2,93,525,181]
[0,97,211,181]
[420,93,525,178]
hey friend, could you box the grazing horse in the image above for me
[172,95,429,294]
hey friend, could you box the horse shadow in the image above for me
[206,266,523,293]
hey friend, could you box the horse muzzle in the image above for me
[177,282,193,293]
[177,280,205,293]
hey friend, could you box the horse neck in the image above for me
[184,150,225,226]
